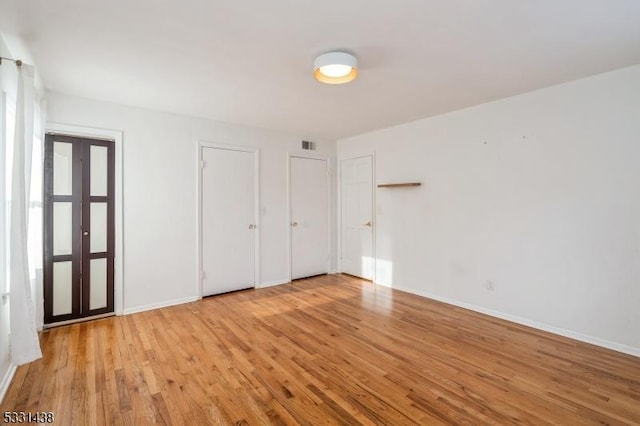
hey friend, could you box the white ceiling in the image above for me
[1,0,639,140]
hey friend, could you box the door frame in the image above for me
[287,152,332,282]
[197,141,260,298]
[338,153,376,282]
[45,122,124,320]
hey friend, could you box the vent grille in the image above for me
[301,140,316,151]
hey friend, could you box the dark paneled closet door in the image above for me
[44,134,114,325]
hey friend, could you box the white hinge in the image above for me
[201,271,206,280]
[201,160,206,169]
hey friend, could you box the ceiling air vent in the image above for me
[301,140,316,151]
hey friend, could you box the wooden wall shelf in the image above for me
[377,183,421,188]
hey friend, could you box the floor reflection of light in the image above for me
[243,283,356,318]
[360,283,393,315]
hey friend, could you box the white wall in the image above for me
[46,92,337,313]
[338,65,640,355]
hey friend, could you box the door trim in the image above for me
[45,122,124,321]
[197,141,260,298]
[338,153,376,283]
[287,152,332,282]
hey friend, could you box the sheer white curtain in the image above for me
[29,96,45,329]
[7,63,42,365]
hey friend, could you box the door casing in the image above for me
[44,123,124,326]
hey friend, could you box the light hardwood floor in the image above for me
[2,274,639,425]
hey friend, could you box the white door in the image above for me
[201,146,256,296]
[341,156,374,279]
[290,156,329,280]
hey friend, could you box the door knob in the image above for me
[248,224,255,229]
[83,231,89,236]
[364,221,372,227]
[291,222,298,227]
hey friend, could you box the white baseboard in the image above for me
[259,279,290,288]
[123,281,296,315]
[0,363,17,404]
[377,282,640,358]
[122,296,199,315]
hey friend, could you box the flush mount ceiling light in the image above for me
[313,51,358,84]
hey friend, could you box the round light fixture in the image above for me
[313,51,358,84]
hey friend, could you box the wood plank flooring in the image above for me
[2,274,639,425]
